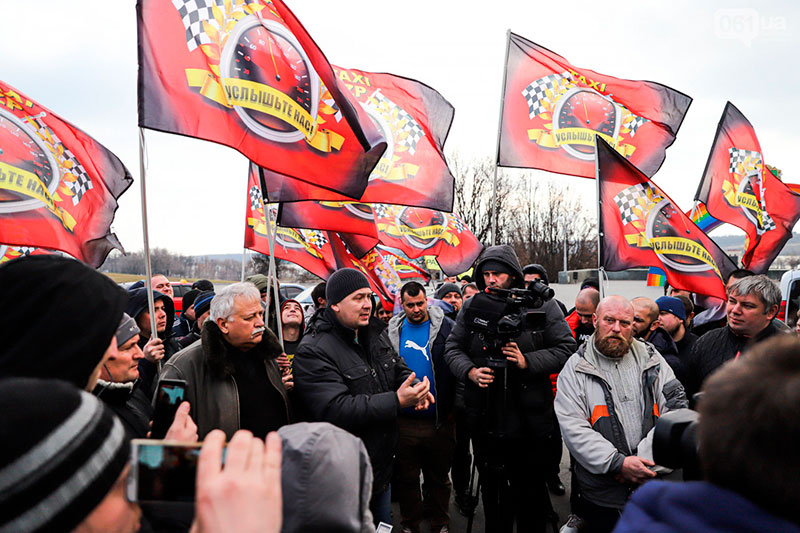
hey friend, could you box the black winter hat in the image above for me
[193,291,216,318]
[435,282,462,300]
[522,263,549,285]
[0,255,127,389]
[0,377,129,533]
[182,288,200,310]
[192,279,214,291]
[326,268,371,305]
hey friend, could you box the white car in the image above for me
[778,270,800,327]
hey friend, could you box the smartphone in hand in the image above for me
[150,379,186,439]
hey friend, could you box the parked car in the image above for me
[279,283,305,301]
[294,286,316,323]
[170,281,193,314]
[778,270,800,327]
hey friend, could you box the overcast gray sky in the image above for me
[1,0,797,255]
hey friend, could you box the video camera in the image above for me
[463,279,553,367]
[652,408,701,480]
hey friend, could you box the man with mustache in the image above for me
[160,282,291,439]
[555,295,688,533]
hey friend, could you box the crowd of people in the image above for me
[0,249,798,533]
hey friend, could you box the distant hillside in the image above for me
[711,232,800,255]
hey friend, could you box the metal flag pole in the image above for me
[240,248,247,282]
[595,138,605,300]
[265,202,284,346]
[138,128,159,370]
[491,29,512,246]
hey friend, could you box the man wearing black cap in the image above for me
[0,255,128,391]
[178,290,215,349]
[293,268,434,527]
[435,282,463,320]
[656,296,697,384]
[173,288,199,337]
[444,245,576,532]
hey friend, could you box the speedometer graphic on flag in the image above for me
[220,15,320,143]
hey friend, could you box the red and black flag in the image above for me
[695,103,800,273]
[598,139,736,300]
[379,246,431,281]
[275,196,379,245]
[0,82,132,267]
[138,0,386,199]
[744,171,800,273]
[244,170,334,279]
[262,66,455,210]
[372,204,482,276]
[328,231,403,308]
[498,32,691,178]
[0,244,56,265]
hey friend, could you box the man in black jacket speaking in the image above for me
[444,245,576,533]
[293,268,433,527]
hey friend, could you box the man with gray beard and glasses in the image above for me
[555,296,688,533]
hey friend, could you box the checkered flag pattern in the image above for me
[626,116,648,137]
[396,109,425,155]
[28,116,93,205]
[171,0,224,52]
[762,211,776,231]
[451,214,466,233]
[249,186,263,212]
[372,204,393,219]
[728,148,762,174]
[11,246,35,256]
[522,73,567,119]
[304,230,328,248]
[614,183,660,225]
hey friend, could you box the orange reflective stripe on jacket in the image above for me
[589,405,609,426]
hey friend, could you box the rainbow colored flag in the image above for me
[687,202,723,233]
[646,267,667,287]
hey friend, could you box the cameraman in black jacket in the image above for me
[444,245,576,532]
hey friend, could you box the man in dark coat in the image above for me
[126,287,182,396]
[293,268,433,527]
[444,244,576,532]
[160,282,291,440]
[684,274,784,399]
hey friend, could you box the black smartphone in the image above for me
[150,379,187,439]
[127,440,209,504]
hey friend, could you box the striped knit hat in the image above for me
[0,378,129,533]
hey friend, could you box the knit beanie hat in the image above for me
[435,282,462,300]
[0,377,129,533]
[245,274,270,292]
[480,259,513,276]
[326,268,370,306]
[116,313,140,347]
[0,255,128,389]
[191,279,214,292]
[656,296,687,321]
[182,289,200,310]
[193,291,216,318]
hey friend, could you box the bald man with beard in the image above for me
[555,296,688,533]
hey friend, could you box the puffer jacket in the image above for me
[127,289,182,396]
[159,321,291,439]
[444,244,576,438]
[386,305,455,427]
[555,336,688,509]
[292,308,414,495]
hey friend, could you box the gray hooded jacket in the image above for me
[555,335,688,509]
[279,422,374,533]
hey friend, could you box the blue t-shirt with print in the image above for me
[399,318,436,416]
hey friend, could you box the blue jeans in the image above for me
[370,483,392,526]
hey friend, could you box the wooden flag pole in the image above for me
[491,29,512,246]
[138,128,160,370]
